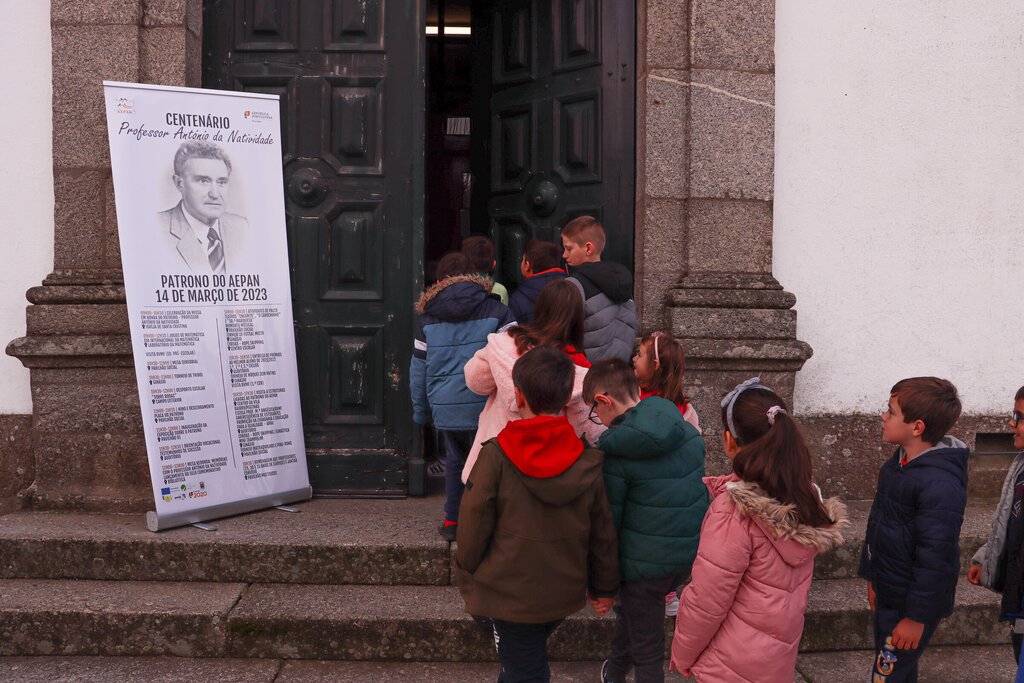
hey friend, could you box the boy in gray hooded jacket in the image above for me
[968,385,1024,663]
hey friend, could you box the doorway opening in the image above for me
[424,0,475,283]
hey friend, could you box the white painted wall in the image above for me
[0,2,53,414]
[775,1,1024,415]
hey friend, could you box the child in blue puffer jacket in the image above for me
[410,252,516,541]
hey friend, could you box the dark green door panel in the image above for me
[472,0,635,285]
[204,0,424,495]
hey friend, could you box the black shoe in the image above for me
[438,521,457,542]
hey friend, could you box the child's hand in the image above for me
[589,596,615,616]
[891,618,925,650]
[866,581,876,613]
[967,563,982,585]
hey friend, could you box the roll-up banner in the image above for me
[103,82,311,531]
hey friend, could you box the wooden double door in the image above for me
[204,0,634,495]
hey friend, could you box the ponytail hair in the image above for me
[721,386,834,528]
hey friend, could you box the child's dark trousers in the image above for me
[604,573,681,683]
[491,618,563,683]
[870,605,939,682]
[440,429,474,522]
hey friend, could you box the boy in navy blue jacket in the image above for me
[859,377,967,682]
[508,239,565,325]
[410,252,516,541]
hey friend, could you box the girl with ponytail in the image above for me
[670,378,848,683]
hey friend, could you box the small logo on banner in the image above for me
[115,96,134,115]
[244,109,273,124]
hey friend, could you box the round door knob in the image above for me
[287,168,328,207]
[529,179,559,217]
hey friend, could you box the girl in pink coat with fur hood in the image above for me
[670,378,848,683]
[462,279,605,483]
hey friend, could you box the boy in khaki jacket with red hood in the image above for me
[455,345,619,683]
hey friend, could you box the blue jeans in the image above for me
[440,430,473,522]
[491,618,563,683]
[871,605,939,683]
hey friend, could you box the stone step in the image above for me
[796,646,1016,683]
[2,652,1012,683]
[0,577,1003,660]
[0,497,450,585]
[0,657,651,683]
[0,498,999,584]
[814,501,995,580]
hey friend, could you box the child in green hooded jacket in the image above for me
[583,358,709,683]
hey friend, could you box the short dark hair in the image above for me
[583,358,638,405]
[173,141,232,176]
[435,251,472,280]
[561,215,606,254]
[461,235,495,272]
[523,240,562,272]
[890,377,962,444]
[1016,386,1024,402]
[512,346,574,414]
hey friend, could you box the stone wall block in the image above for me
[638,270,680,333]
[53,170,107,269]
[33,381,142,434]
[645,0,689,70]
[26,304,129,336]
[52,0,141,26]
[187,0,203,35]
[689,69,773,200]
[635,198,687,331]
[104,175,124,271]
[142,0,188,27]
[640,198,687,273]
[643,70,689,199]
[142,27,187,86]
[687,199,772,273]
[186,29,203,87]
[669,307,795,340]
[691,0,774,71]
[52,26,141,169]
[31,366,137,387]
[32,432,151,511]
[0,415,34,515]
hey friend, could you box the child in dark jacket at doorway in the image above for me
[508,239,565,325]
[859,377,967,683]
[410,251,516,542]
[454,345,619,683]
[561,216,638,362]
[583,358,708,683]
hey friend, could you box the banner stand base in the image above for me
[274,505,300,513]
[146,486,312,532]
[191,522,218,532]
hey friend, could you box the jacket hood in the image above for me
[519,269,565,295]
[899,435,969,485]
[415,275,492,316]
[597,397,688,460]
[707,474,848,566]
[568,261,634,303]
[497,415,599,504]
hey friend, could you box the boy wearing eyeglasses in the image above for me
[969,386,1024,666]
[582,358,708,683]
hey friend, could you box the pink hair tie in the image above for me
[766,405,786,425]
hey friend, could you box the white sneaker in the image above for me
[665,592,680,617]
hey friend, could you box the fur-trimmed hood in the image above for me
[708,474,848,565]
[415,274,492,316]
